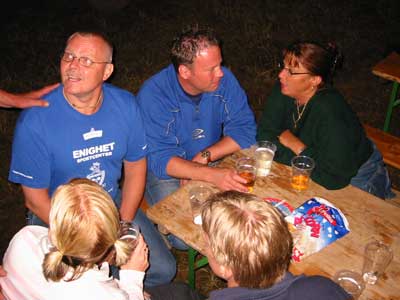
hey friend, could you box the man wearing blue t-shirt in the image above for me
[137,27,256,248]
[8,31,175,287]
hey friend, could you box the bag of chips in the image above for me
[285,197,350,262]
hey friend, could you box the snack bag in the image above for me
[285,197,350,262]
[264,197,294,217]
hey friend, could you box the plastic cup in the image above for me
[362,240,393,284]
[189,186,213,225]
[120,222,140,249]
[290,155,315,191]
[236,157,257,192]
[333,269,365,300]
[253,140,277,176]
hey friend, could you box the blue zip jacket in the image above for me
[137,64,256,179]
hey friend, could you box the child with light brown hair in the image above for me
[201,191,351,300]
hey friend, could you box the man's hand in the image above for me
[278,129,306,155]
[120,235,149,272]
[208,167,249,192]
[0,83,59,109]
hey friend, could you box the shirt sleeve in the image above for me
[123,95,148,162]
[257,82,295,164]
[118,270,145,300]
[220,69,256,149]
[307,98,365,189]
[8,109,51,188]
[137,84,187,179]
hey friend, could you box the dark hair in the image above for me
[283,41,342,85]
[170,25,221,72]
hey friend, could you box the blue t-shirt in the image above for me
[9,84,147,199]
[137,64,256,179]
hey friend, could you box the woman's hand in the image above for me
[120,235,149,272]
[278,130,306,155]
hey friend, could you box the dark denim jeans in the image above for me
[145,171,189,250]
[350,141,395,199]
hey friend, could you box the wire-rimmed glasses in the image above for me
[278,62,311,76]
[61,51,111,67]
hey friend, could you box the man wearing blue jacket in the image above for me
[137,26,256,248]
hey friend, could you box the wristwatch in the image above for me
[200,150,211,163]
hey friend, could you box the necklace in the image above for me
[63,89,103,111]
[292,100,308,129]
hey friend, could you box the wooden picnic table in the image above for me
[147,149,400,300]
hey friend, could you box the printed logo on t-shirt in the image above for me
[192,128,205,140]
[87,162,105,187]
[83,128,103,140]
[72,142,115,163]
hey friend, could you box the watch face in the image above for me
[201,150,210,159]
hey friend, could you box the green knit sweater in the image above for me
[257,82,372,189]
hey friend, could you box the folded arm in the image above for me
[120,158,147,222]
[21,186,51,224]
[166,155,248,192]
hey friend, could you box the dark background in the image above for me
[1,0,399,292]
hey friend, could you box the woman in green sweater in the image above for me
[257,42,393,199]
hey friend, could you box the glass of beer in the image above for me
[236,157,257,192]
[290,155,315,191]
[253,140,277,176]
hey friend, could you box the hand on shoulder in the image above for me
[0,83,59,109]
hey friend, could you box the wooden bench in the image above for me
[372,52,400,132]
[363,124,400,169]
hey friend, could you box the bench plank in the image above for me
[364,124,400,169]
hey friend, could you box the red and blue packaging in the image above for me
[285,197,350,262]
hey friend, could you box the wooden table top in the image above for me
[372,51,400,83]
[147,149,400,300]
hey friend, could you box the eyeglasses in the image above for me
[61,51,111,67]
[278,62,310,76]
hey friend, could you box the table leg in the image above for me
[187,247,209,289]
[383,81,400,132]
[188,247,196,289]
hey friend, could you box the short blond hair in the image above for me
[201,191,293,288]
[66,31,113,62]
[42,178,133,282]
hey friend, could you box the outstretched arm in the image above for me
[191,136,240,164]
[0,83,59,108]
